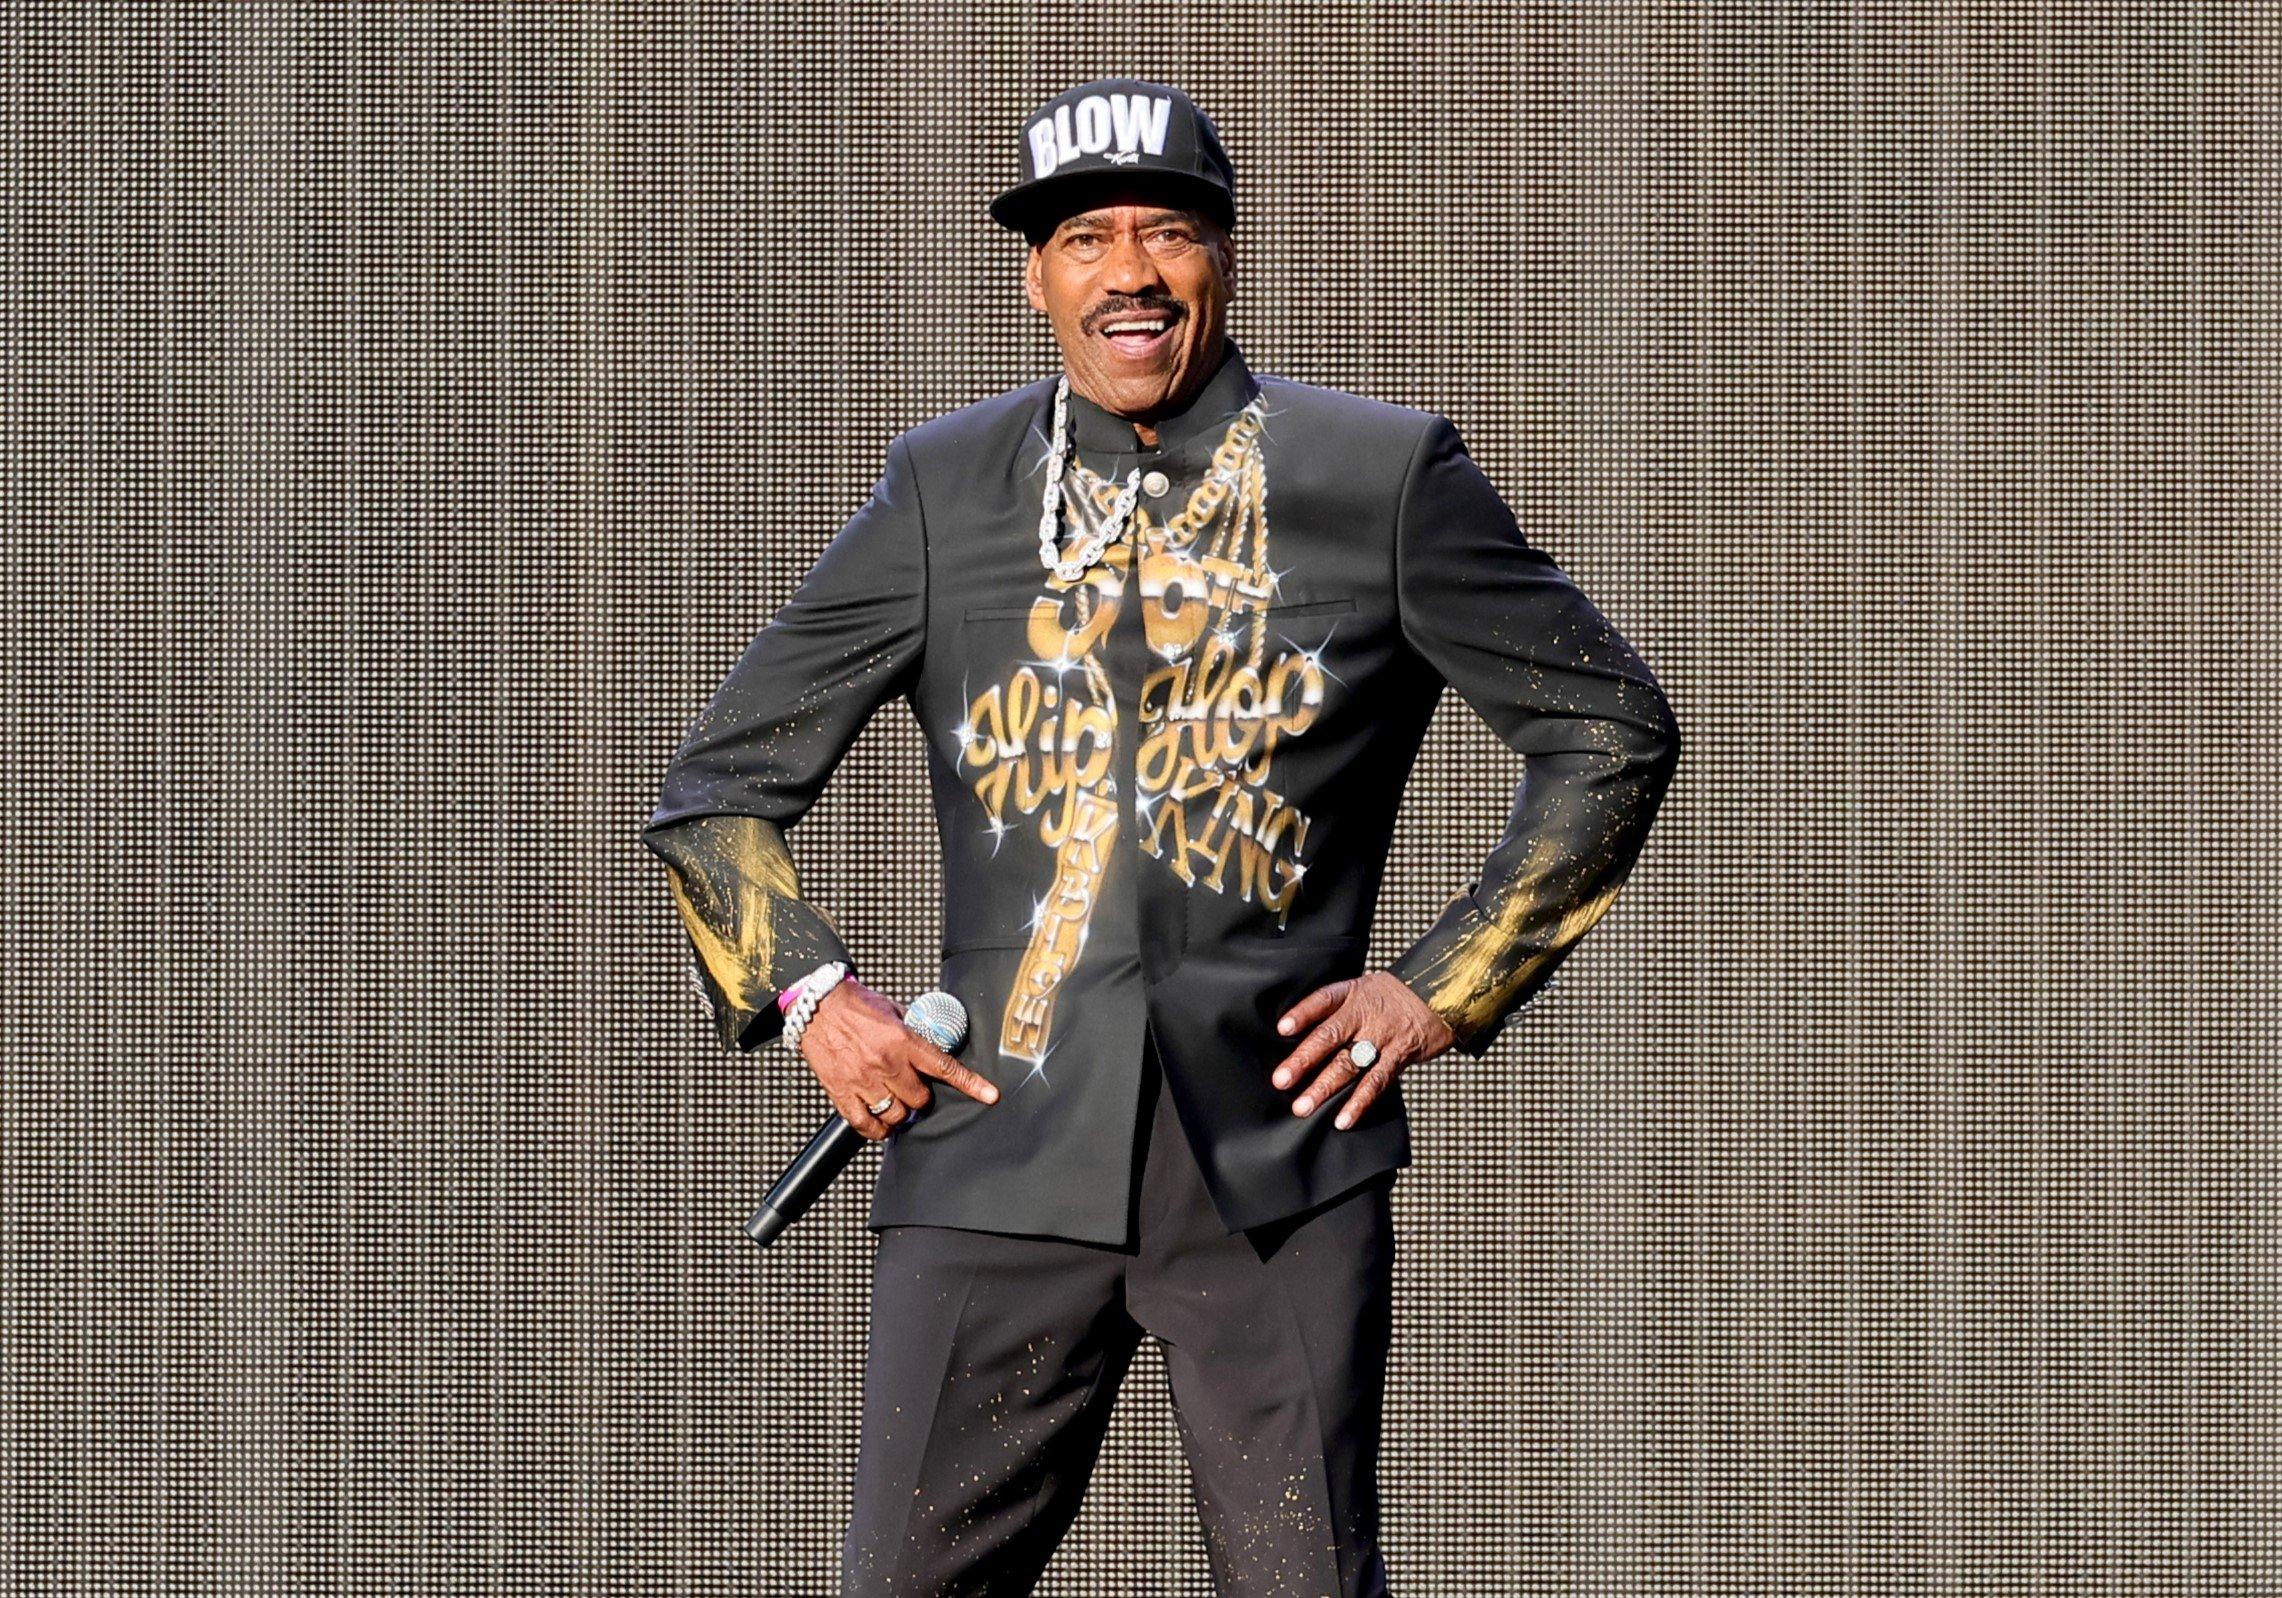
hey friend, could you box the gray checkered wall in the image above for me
[4,3,2274,1593]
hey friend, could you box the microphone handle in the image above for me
[745,990,965,1250]
[745,1112,868,1248]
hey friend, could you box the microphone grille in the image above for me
[903,989,970,1052]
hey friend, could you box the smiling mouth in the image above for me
[1096,311,1180,358]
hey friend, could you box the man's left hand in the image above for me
[1270,970,1460,1130]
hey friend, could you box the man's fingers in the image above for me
[1293,1047,1404,1124]
[1274,978,1351,1042]
[833,1084,898,1142]
[1270,1011,1355,1092]
[1270,980,1359,1085]
[907,1041,1002,1106]
[1333,1056,1402,1129]
[1291,1044,1366,1113]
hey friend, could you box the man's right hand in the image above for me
[797,978,1001,1141]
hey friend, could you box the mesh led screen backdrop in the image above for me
[4,4,2276,1594]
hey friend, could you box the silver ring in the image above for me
[1349,1038,1380,1070]
[867,1094,896,1117]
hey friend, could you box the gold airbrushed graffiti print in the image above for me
[951,401,1340,1077]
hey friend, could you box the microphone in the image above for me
[745,989,971,1249]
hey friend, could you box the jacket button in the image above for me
[1141,469,1171,498]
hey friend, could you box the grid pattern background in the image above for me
[4,3,2276,1593]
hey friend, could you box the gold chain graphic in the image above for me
[954,404,1336,1075]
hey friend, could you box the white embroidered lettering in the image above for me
[1027,120,1058,179]
[1111,93,1173,156]
[1075,95,1112,153]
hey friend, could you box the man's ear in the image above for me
[1023,247,1046,314]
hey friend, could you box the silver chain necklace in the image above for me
[1037,374,1143,582]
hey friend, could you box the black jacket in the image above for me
[642,339,1680,1246]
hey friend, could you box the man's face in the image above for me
[1023,186,1236,427]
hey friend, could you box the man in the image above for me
[643,78,1679,1597]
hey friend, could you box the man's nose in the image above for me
[1099,230,1167,294]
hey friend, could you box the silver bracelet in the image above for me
[781,960,852,1052]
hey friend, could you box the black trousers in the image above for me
[841,1032,1398,1597]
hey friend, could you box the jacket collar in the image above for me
[1064,337,1259,457]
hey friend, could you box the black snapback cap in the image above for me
[989,79,1236,239]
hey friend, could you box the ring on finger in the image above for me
[867,1093,896,1118]
[1349,1038,1380,1071]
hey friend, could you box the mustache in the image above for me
[1087,301,1184,332]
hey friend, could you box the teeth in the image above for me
[1104,320,1168,334]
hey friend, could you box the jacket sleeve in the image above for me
[640,433,928,1052]
[1386,416,1681,1057]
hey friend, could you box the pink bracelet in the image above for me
[777,962,853,1015]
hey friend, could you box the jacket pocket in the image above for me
[1267,596,1357,618]
[941,934,1033,956]
[1240,928,1368,948]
